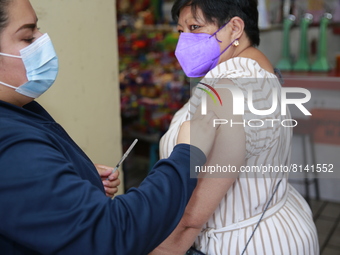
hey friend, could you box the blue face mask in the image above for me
[0,33,58,98]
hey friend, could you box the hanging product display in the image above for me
[276,14,296,71]
[293,13,314,71]
[117,0,190,136]
[311,13,333,72]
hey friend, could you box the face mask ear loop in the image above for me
[0,52,22,59]
[209,21,229,43]
[0,81,17,89]
[212,38,239,61]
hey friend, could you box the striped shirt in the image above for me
[159,57,319,254]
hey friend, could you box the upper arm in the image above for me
[150,80,247,254]
[182,79,246,228]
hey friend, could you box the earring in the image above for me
[233,39,239,46]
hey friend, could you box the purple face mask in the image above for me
[175,22,237,77]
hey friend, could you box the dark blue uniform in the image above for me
[0,101,205,255]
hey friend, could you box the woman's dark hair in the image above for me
[0,0,11,35]
[171,0,260,46]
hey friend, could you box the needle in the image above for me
[108,139,138,178]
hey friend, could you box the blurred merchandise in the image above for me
[336,54,340,74]
[258,0,270,29]
[117,0,189,137]
[334,0,340,22]
[293,13,314,71]
[276,15,296,71]
[118,28,189,136]
[117,0,191,189]
[311,13,333,72]
[307,0,325,23]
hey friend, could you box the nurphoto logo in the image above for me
[197,82,223,107]
[198,83,312,128]
[200,84,311,116]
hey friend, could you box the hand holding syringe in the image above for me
[107,139,138,180]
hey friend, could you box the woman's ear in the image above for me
[229,16,245,41]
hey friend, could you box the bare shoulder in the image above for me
[239,47,275,74]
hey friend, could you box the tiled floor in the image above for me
[310,200,340,255]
